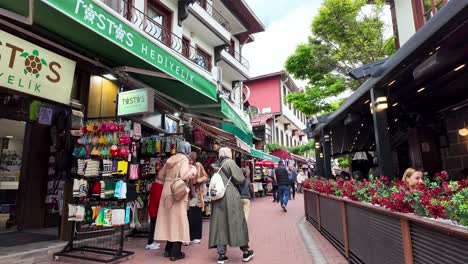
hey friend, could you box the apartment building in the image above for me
[245,71,308,149]
[100,0,263,92]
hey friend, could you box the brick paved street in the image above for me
[51,193,345,264]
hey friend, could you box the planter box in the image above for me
[303,189,468,264]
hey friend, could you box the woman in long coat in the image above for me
[154,141,196,261]
[209,147,255,264]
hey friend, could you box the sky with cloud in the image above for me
[243,0,391,90]
[243,0,323,86]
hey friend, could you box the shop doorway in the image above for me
[0,118,59,247]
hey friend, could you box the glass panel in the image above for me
[0,120,25,231]
[436,0,446,10]
[146,5,164,41]
[422,0,432,11]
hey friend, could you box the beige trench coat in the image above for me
[154,153,196,243]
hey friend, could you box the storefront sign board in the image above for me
[0,29,76,105]
[118,88,154,116]
[42,0,217,102]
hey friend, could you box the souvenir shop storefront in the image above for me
[0,0,252,262]
[0,26,79,248]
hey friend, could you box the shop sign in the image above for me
[117,88,154,116]
[42,0,217,102]
[0,29,76,105]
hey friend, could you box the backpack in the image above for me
[209,161,230,201]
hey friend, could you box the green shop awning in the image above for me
[221,123,253,147]
[190,98,252,135]
[250,149,280,162]
[221,99,252,135]
[28,0,217,105]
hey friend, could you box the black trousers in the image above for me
[147,217,156,245]
[188,206,203,241]
[290,182,296,199]
[165,241,183,257]
[272,185,278,201]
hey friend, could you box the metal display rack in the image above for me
[54,120,135,263]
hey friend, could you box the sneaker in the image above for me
[191,239,201,244]
[242,250,254,262]
[183,242,190,246]
[281,205,287,212]
[218,255,229,264]
[145,242,160,250]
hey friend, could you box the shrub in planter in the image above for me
[303,172,468,227]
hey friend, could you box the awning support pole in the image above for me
[371,87,394,179]
[322,127,332,178]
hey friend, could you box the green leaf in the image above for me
[24,69,28,75]
[32,50,39,56]
[284,0,395,116]
[35,73,40,79]
[41,58,48,66]
[20,52,29,58]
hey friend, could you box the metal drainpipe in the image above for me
[0,0,34,25]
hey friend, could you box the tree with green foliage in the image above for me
[285,0,395,116]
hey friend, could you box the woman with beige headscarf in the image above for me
[209,147,254,264]
[154,141,196,261]
[187,151,208,244]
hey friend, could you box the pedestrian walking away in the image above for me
[274,160,291,212]
[146,179,163,250]
[289,165,297,200]
[154,142,197,261]
[209,147,254,264]
[238,175,252,220]
[270,167,279,203]
[187,151,208,244]
[296,169,306,194]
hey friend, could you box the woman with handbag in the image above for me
[187,151,208,244]
[154,141,197,261]
[209,147,254,264]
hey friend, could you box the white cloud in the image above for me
[243,2,322,88]
[243,1,392,90]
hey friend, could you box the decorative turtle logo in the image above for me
[20,49,47,79]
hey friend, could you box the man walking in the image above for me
[274,161,291,212]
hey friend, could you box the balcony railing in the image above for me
[224,46,250,70]
[103,0,212,72]
[193,0,231,31]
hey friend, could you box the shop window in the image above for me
[0,119,25,231]
[88,76,118,118]
[195,46,212,72]
[100,0,133,20]
[145,0,173,46]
